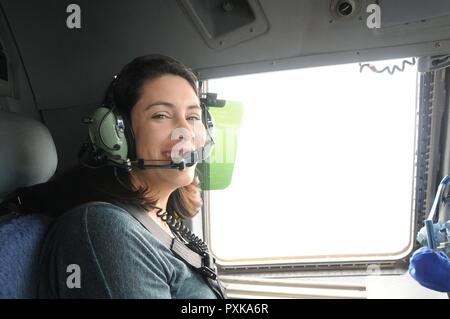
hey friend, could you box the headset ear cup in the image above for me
[88,107,129,164]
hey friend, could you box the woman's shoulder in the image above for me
[60,201,132,221]
[44,201,169,260]
[51,201,143,239]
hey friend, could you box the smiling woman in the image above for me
[130,75,207,209]
[34,54,225,299]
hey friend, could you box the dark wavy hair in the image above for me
[29,55,203,219]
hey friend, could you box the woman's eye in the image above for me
[188,116,201,121]
[152,114,169,119]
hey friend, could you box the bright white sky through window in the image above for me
[207,58,418,262]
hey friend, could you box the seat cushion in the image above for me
[0,213,52,298]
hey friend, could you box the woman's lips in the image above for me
[161,149,193,161]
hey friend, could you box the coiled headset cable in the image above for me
[150,205,209,253]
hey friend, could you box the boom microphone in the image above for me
[128,144,213,171]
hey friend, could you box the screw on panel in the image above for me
[222,1,234,12]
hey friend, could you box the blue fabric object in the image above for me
[409,246,450,292]
[37,203,218,299]
[0,213,52,298]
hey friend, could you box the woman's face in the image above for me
[130,74,206,195]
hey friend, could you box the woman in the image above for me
[37,54,225,298]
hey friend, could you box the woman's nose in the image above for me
[175,118,196,139]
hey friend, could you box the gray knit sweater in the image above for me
[37,203,217,299]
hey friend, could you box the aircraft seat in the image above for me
[0,111,57,298]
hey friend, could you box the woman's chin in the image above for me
[165,168,196,187]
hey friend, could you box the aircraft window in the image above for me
[207,58,418,263]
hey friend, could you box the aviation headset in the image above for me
[82,71,215,170]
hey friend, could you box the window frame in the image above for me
[195,63,450,276]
